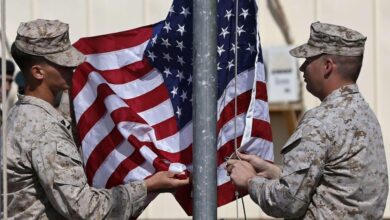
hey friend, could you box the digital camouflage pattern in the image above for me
[290,22,367,58]
[248,84,388,219]
[14,19,85,67]
[6,95,147,219]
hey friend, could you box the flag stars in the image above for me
[180,91,188,102]
[240,8,250,19]
[227,60,235,71]
[219,27,229,39]
[180,6,191,18]
[177,24,186,36]
[246,43,256,54]
[164,67,172,77]
[147,51,157,61]
[237,25,246,36]
[176,70,185,81]
[163,53,172,62]
[176,40,185,51]
[171,86,178,98]
[217,45,226,56]
[163,22,172,33]
[217,62,222,70]
[161,38,171,48]
[177,56,185,66]
[176,106,182,118]
[151,35,158,46]
[230,43,240,51]
[187,74,192,85]
[224,9,234,21]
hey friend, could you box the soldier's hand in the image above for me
[236,151,281,179]
[145,171,189,193]
[226,160,256,190]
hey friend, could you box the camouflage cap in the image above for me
[14,19,85,67]
[290,21,366,58]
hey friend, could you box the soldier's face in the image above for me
[41,62,74,94]
[299,55,325,99]
[0,75,13,102]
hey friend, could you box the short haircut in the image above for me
[11,43,47,75]
[323,54,363,82]
[0,57,15,76]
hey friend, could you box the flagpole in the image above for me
[192,0,218,219]
[1,0,8,218]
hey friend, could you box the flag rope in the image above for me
[234,0,247,219]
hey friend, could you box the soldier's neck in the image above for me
[24,85,56,107]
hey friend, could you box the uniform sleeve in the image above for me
[30,124,147,219]
[248,120,328,218]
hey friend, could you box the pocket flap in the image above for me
[56,139,82,164]
[281,128,302,152]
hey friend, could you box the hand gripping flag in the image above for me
[72,0,273,215]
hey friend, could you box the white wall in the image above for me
[1,0,389,219]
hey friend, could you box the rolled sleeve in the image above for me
[248,120,327,218]
[31,124,147,219]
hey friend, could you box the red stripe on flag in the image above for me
[110,107,147,126]
[77,84,117,141]
[106,149,145,188]
[217,90,251,133]
[72,59,153,99]
[155,143,192,164]
[125,83,170,113]
[252,118,273,142]
[73,25,153,55]
[85,128,124,185]
[217,136,243,166]
[72,62,93,99]
[174,177,240,215]
[152,116,178,140]
[217,181,239,207]
[98,59,153,85]
[256,81,268,102]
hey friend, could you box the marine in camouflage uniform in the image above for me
[227,22,388,219]
[5,19,188,219]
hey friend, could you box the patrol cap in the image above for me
[14,19,85,67]
[290,21,366,58]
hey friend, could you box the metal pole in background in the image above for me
[192,0,217,219]
[1,0,8,218]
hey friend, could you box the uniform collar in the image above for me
[321,84,359,104]
[17,95,71,129]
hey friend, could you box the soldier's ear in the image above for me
[323,57,335,79]
[30,64,45,80]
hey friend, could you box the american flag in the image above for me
[71,0,273,215]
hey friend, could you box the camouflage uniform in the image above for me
[249,84,388,219]
[248,22,388,219]
[6,95,147,219]
[5,19,147,219]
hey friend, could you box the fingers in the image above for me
[236,151,252,161]
[166,171,176,178]
[226,159,240,166]
[227,161,257,190]
[172,177,190,187]
[226,160,253,175]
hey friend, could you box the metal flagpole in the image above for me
[1,0,8,218]
[192,0,218,219]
